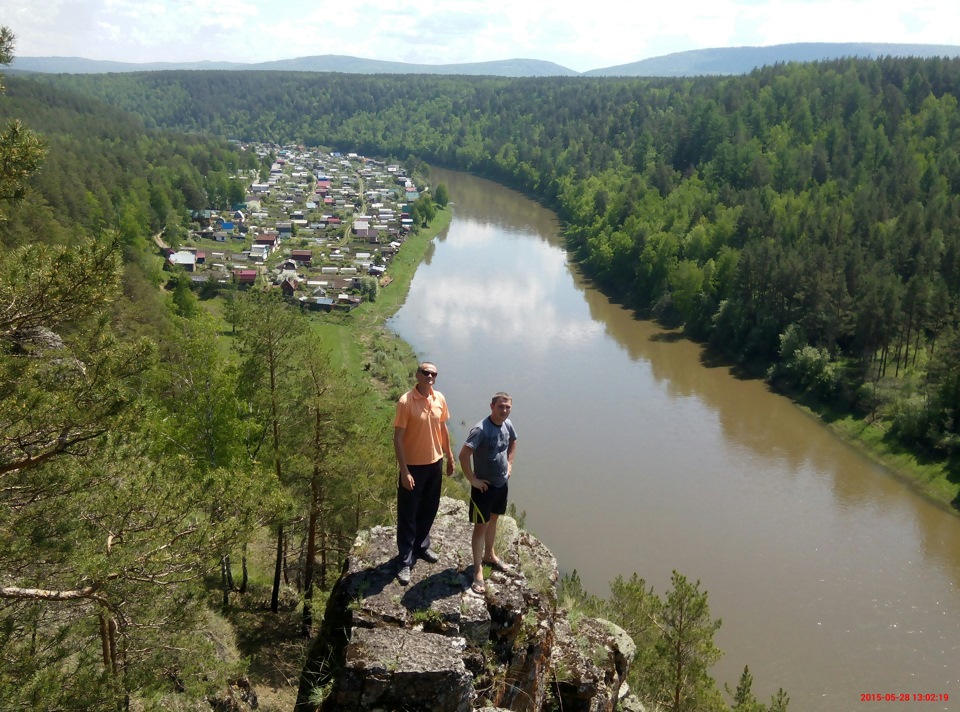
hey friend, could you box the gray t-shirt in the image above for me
[464,416,517,488]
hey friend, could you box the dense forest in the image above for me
[0,32,402,709]
[25,59,960,469]
[5,30,960,710]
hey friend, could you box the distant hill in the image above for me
[11,43,960,78]
[583,42,960,77]
[251,56,578,77]
[8,57,246,73]
[10,54,577,78]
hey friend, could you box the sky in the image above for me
[4,0,960,73]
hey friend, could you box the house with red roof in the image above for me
[233,269,258,287]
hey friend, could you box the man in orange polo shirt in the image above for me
[393,361,455,585]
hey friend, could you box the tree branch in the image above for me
[0,583,102,602]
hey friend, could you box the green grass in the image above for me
[827,413,960,509]
[760,356,960,515]
[350,208,453,322]
[310,209,454,394]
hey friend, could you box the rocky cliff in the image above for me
[295,497,643,712]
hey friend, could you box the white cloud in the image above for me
[5,0,960,69]
[749,0,960,48]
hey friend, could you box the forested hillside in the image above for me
[6,40,960,708]
[13,42,960,77]
[30,58,960,470]
[0,37,403,708]
[0,31,810,708]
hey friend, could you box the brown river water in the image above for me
[388,167,960,711]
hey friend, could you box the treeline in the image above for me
[1,73,266,343]
[1,75,257,254]
[29,57,960,460]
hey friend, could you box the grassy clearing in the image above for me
[319,208,453,397]
[826,413,960,509]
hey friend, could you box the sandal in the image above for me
[482,557,512,573]
[471,580,486,594]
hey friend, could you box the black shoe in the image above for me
[418,548,439,563]
[397,565,411,585]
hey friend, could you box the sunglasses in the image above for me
[418,369,438,377]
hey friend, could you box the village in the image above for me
[161,145,425,311]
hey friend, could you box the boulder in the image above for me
[295,497,635,712]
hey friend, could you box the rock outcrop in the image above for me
[295,497,642,712]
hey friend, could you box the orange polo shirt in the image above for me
[393,387,450,466]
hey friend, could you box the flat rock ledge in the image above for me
[295,497,644,712]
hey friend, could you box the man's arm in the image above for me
[506,438,517,478]
[458,442,488,491]
[394,426,415,490]
[442,422,455,476]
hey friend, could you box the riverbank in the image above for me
[821,411,959,513]
[707,345,960,516]
[314,206,453,384]
[744,358,960,515]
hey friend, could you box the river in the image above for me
[387,167,960,711]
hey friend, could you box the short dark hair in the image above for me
[491,392,512,405]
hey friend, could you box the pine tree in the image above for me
[233,289,306,613]
[0,28,45,219]
[728,665,765,711]
[0,29,268,707]
[649,571,725,712]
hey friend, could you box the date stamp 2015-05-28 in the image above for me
[860,693,949,703]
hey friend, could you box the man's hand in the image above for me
[401,472,415,490]
[445,457,455,476]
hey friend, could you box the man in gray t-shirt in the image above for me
[458,392,517,593]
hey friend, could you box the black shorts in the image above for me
[469,483,508,524]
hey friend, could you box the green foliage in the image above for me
[890,394,936,447]
[561,570,782,712]
[433,181,450,207]
[5,30,959,701]
[358,275,380,302]
[0,235,145,478]
[505,501,527,529]
[57,56,956,459]
[151,311,250,470]
[0,32,273,708]
[0,29,45,220]
[768,688,791,712]
[725,667,791,711]
[0,235,268,707]
[728,666,764,712]
[168,271,200,318]
[410,193,437,227]
[771,324,842,399]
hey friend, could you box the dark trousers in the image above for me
[396,459,442,567]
